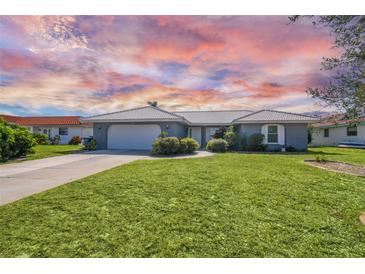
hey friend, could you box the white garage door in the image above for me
[107,124,161,150]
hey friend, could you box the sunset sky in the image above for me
[0,16,338,116]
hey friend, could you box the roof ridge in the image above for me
[232,109,318,123]
[260,109,317,119]
[84,106,153,119]
[149,106,185,118]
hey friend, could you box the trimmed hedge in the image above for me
[152,137,180,155]
[206,138,228,152]
[152,137,199,155]
[247,133,266,151]
[0,118,36,161]
[180,137,199,153]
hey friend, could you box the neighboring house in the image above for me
[82,106,318,151]
[311,115,365,146]
[0,115,93,144]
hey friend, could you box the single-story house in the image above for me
[0,115,93,144]
[82,106,318,151]
[311,115,365,147]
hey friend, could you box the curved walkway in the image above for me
[0,150,213,206]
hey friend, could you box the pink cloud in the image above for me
[0,16,338,115]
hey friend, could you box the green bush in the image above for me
[247,133,266,151]
[0,118,36,161]
[49,135,60,145]
[223,126,239,150]
[68,136,82,145]
[159,131,169,138]
[179,137,199,154]
[152,137,180,155]
[84,138,97,151]
[286,145,297,152]
[315,154,327,163]
[32,132,48,145]
[240,135,248,151]
[206,138,228,152]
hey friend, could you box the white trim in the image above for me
[261,124,285,145]
[234,120,317,124]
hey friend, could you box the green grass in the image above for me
[309,147,365,165]
[2,145,83,164]
[0,147,364,257]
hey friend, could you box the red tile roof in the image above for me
[0,115,92,126]
[314,114,365,127]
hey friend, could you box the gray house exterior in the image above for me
[82,106,318,151]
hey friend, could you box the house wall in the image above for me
[238,123,308,151]
[188,127,202,146]
[311,124,365,146]
[93,122,187,149]
[32,126,93,144]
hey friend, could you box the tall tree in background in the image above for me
[289,16,365,118]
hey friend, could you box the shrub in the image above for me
[0,118,36,161]
[32,132,48,145]
[49,135,60,145]
[240,135,248,151]
[223,126,239,150]
[84,138,97,151]
[179,137,199,154]
[247,133,266,151]
[152,137,180,155]
[159,131,169,138]
[68,136,82,145]
[206,138,228,152]
[213,127,226,139]
[315,155,327,163]
[286,145,297,152]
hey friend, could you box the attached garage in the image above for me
[107,124,161,150]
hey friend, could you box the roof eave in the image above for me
[233,120,319,124]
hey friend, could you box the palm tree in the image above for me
[147,101,158,107]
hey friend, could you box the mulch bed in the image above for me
[360,213,365,225]
[304,160,365,177]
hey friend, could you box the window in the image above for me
[267,125,278,143]
[188,128,192,138]
[347,126,357,136]
[324,128,329,137]
[59,127,68,136]
[209,127,220,137]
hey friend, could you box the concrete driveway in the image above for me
[0,150,212,206]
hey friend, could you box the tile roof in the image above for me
[0,115,91,126]
[174,110,253,125]
[82,106,185,122]
[314,114,365,127]
[234,110,318,123]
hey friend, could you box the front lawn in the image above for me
[0,147,364,257]
[309,146,365,165]
[2,145,83,164]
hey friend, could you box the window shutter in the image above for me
[261,124,268,144]
[278,124,285,145]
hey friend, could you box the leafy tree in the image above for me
[289,16,365,118]
[147,101,158,107]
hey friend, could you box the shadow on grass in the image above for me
[235,150,343,156]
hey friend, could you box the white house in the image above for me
[0,115,93,144]
[311,115,365,147]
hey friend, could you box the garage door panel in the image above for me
[107,124,160,150]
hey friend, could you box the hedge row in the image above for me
[151,137,199,155]
[0,118,36,161]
